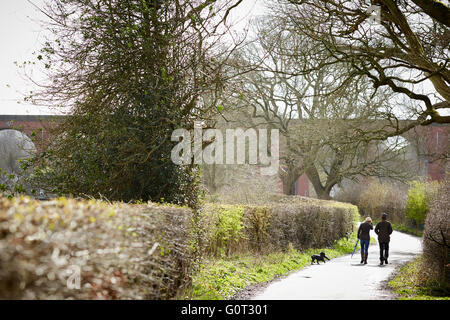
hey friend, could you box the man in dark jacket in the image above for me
[375,213,393,265]
[357,217,373,264]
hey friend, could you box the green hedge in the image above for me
[405,180,441,227]
[198,196,357,257]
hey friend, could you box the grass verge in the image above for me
[390,222,423,237]
[388,255,449,300]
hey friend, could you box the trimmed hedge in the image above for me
[198,196,357,256]
[0,196,192,299]
[267,197,357,251]
[0,194,358,299]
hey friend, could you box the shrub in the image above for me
[405,180,441,228]
[0,196,193,299]
[199,204,246,257]
[244,206,272,253]
[423,180,450,287]
[357,180,408,223]
[199,204,272,256]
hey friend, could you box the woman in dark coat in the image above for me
[357,217,373,264]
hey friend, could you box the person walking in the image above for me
[375,213,393,265]
[357,217,373,264]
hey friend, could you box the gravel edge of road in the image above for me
[229,275,285,300]
[378,259,415,300]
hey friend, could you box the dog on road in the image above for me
[311,252,330,264]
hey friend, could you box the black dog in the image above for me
[311,252,330,264]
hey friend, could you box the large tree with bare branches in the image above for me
[224,17,412,199]
[271,0,449,132]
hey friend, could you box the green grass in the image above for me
[388,255,450,300]
[390,222,423,237]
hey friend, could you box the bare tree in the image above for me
[224,16,413,199]
[273,0,450,131]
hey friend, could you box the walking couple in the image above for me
[357,213,393,265]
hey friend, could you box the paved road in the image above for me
[252,230,422,300]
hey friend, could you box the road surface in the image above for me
[251,230,422,300]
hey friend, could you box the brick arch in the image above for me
[0,115,63,152]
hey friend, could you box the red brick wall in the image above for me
[423,124,449,181]
[0,115,62,152]
[295,173,310,197]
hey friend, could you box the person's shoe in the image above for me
[384,258,388,264]
[360,252,364,264]
[363,253,368,264]
[379,258,384,265]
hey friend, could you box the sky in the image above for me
[0,0,266,116]
[0,0,48,115]
[0,1,447,117]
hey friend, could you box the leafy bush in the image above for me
[0,196,193,299]
[405,180,441,228]
[200,204,246,257]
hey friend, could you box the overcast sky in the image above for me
[1,1,446,117]
[0,0,267,116]
[0,0,46,114]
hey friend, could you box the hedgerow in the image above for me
[198,196,357,256]
[0,196,193,299]
[0,194,358,299]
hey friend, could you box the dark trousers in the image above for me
[379,242,389,260]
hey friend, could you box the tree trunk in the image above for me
[282,175,297,195]
[305,166,333,200]
[315,189,332,200]
[280,164,302,195]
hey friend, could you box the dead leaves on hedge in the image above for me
[0,196,192,299]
